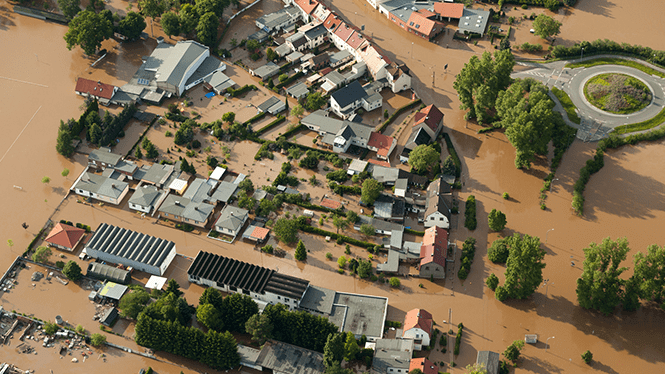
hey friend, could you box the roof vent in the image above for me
[175,201,180,205]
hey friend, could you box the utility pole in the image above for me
[449,308,453,366]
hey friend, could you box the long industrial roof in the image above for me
[188,251,310,300]
[86,223,176,267]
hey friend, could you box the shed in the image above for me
[98,282,129,301]
[100,307,118,327]
[145,275,168,290]
[86,263,131,284]
[44,223,86,252]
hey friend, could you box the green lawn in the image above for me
[583,73,651,114]
[551,87,581,124]
[614,107,665,134]
[566,58,665,78]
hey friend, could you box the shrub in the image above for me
[326,252,333,260]
[389,277,401,288]
[502,192,510,200]
[488,238,510,264]
[464,195,477,230]
[486,274,499,291]
[582,350,593,364]
[91,333,106,347]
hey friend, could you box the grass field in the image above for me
[566,58,665,78]
[551,87,581,124]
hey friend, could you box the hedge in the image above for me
[299,225,376,249]
[442,132,462,178]
[242,111,267,126]
[377,99,422,133]
[255,115,286,135]
[454,327,463,355]
[165,112,187,122]
[405,228,424,236]
[458,238,476,280]
[281,123,306,139]
[126,115,158,157]
[227,84,257,98]
[24,227,46,256]
[550,39,665,68]
[275,71,305,89]
[464,195,477,230]
[614,107,665,134]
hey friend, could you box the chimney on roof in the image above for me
[175,201,180,206]
[111,183,116,189]
[194,206,199,211]
[98,80,101,84]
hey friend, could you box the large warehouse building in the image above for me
[85,223,176,276]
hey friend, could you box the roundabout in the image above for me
[582,72,653,115]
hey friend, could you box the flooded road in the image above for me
[1,0,665,372]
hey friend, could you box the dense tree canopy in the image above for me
[274,217,299,244]
[195,0,229,17]
[576,237,630,315]
[633,244,665,309]
[262,303,338,352]
[58,0,81,20]
[160,11,181,38]
[533,14,562,39]
[64,10,113,55]
[306,92,327,111]
[488,209,507,231]
[495,234,545,301]
[324,332,345,368]
[408,144,439,174]
[245,313,273,344]
[62,260,82,280]
[118,12,147,40]
[179,4,200,35]
[221,293,259,333]
[361,178,382,205]
[119,289,151,319]
[56,120,75,157]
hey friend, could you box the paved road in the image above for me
[511,57,665,140]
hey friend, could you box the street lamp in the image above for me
[546,228,554,243]
[545,336,555,352]
[543,279,554,297]
[549,178,559,192]
[580,47,584,60]
[411,42,414,61]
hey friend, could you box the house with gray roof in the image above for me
[183,178,212,203]
[330,80,383,119]
[401,126,433,163]
[303,23,328,49]
[257,96,286,114]
[329,50,353,68]
[72,172,129,205]
[371,338,414,373]
[286,32,308,52]
[250,62,281,80]
[458,7,490,36]
[286,51,304,63]
[254,340,325,374]
[141,163,175,188]
[275,43,293,58]
[203,70,236,95]
[424,177,452,229]
[477,351,500,374]
[85,223,177,275]
[374,194,406,222]
[286,82,310,99]
[158,194,214,228]
[89,147,123,170]
[129,184,166,214]
[301,110,375,153]
[210,181,238,204]
[214,205,249,241]
[354,215,404,235]
[256,6,300,33]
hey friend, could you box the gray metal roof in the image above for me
[458,7,490,35]
[255,340,325,374]
[129,184,163,208]
[210,181,238,203]
[185,56,224,87]
[304,23,327,41]
[204,71,236,93]
[257,96,281,112]
[331,292,388,338]
[256,6,299,30]
[113,160,138,175]
[390,229,404,249]
[214,205,249,232]
[331,80,366,108]
[329,50,352,65]
[238,345,261,367]
[477,351,500,374]
[372,339,414,372]
[89,148,122,166]
[183,178,212,202]
[74,172,128,200]
[348,159,368,173]
[286,51,304,62]
[286,82,309,99]
[275,43,293,57]
[86,262,131,284]
[299,285,336,314]
[86,223,176,267]
[286,32,307,48]
[141,163,175,187]
[395,178,408,191]
[377,249,400,273]
[252,62,280,79]
[324,70,345,86]
[249,29,270,42]
[153,40,209,89]
[356,215,404,233]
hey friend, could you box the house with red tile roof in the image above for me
[44,223,87,252]
[419,244,446,279]
[406,11,444,40]
[410,357,439,374]
[346,30,367,50]
[414,104,444,139]
[386,63,411,93]
[367,132,397,160]
[75,78,118,105]
[322,13,342,32]
[293,0,321,22]
[402,308,433,350]
[320,197,343,210]
[332,22,355,50]
[242,225,270,243]
[422,225,448,248]
[367,158,391,168]
[433,2,464,21]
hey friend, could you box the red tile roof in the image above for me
[334,22,355,43]
[422,226,448,247]
[294,0,320,15]
[372,45,392,65]
[417,8,437,18]
[319,67,333,76]
[404,308,433,334]
[414,104,444,133]
[45,223,86,250]
[410,357,439,374]
[250,227,270,240]
[367,159,391,168]
[321,197,343,210]
[322,13,342,32]
[406,12,439,38]
[419,244,446,267]
[433,2,464,19]
[75,78,115,100]
[346,31,366,50]
[368,132,396,158]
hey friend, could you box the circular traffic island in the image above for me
[583,73,653,114]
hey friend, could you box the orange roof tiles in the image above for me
[321,197,343,210]
[45,223,86,250]
[250,227,270,240]
[417,8,437,18]
[404,308,433,334]
[368,132,396,158]
[294,0,320,15]
[410,357,439,374]
[322,13,342,32]
[367,159,391,168]
[346,31,366,50]
[414,104,444,133]
[334,22,355,43]
[433,2,464,19]
[422,226,448,247]
[75,78,115,100]
[419,244,446,267]
[406,11,439,37]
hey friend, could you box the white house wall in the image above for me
[188,276,299,310]
[425,212,449,229]
[129,202,152,213]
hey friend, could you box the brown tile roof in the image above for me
[406,11,439,37]
[422,226,448,247]
[346,31,366,50]
[433,2,464,19]
[322,13,342,32]
[410,357,439,374]
[45,223,86,250]
[368,132,396,158]
[334,22,355,43]
[250,227,270,240]
[414,104,444,133]
[420,244,446,267]
[368,159,391,168]
[320,197,343,210]
[295,0,320,15]
[417,8,437,18]
[403,308,433,334]
[75,78,115,100]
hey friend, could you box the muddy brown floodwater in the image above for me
[2,0,665,372]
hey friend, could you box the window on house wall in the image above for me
[230,286,237,292]
[243,289,250,295]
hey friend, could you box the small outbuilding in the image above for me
[44,223,86,252]
[98,282,129,302]
[86,263,131,284]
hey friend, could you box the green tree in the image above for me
[389,277,401,288]
[180,158,196,174]
[533,14,562,39]
[488,238,510,264]
[246,39,260,52]
[56,120,75,157]
[245,313,273,344]
[345,210,359,224]
[278,73,289,83]
[408,144,439,174]
[632,244,665,309]
[295,240,307,261]
[142,138,159,159]
[576,237,630,315]
[206,155,219,168]
[360,224,375,237]
[486,273,499,291]
[58,0,81,21]
[622,275,642,312]
[91,333,107,347]
[465,363,488,374]
[357,260,372,279]
[42,176,51,184]
[496,79,557,168]
[503,340,525,363]
[135,147,143,159]
[179,4,200,34]
[118,11,146,40]
[197,303,224,331]
[325,362,354,374]
[410,370,425,374]
[61,168,70,177]
[75,324,85,334]
[324,332,345,368]
[196,11,219,47]
[361,178,382,205]
[488,209,507,231]
[222,293,259,333]
[64,10,113,55]
[238,178,253,192]
[202,330,240,369]
[165,279,184,298]
[195,0,228,18]
[32,246,51,263]
[88,123,102,145]
[291,104,305,118]
[442,155,456,176]
[199,287,224,310]
[343,331,359,361]
[138,0,166,36]
[266,47,277,61]
[305,92,326,111]
[62,260,82,280]
[453,50,514,121]
[332,215,348,234]
[501,233,546,300]
[273,217,299,244]
[44,321,59,335]
[118,289,151,319]
[160,11,181,38]
[222,111,236,123]
[499,36,510,51]
[581,350,593,364]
